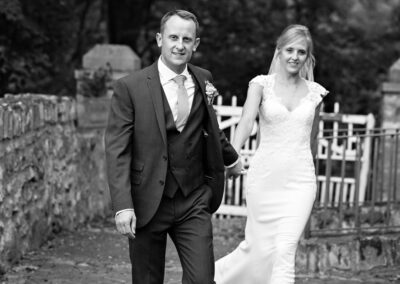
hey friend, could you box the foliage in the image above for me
[109,0,289,104]
[2,0,400,118]
[0,0,72,94]
[0,0,108,96]
[108,0,400,117]
[295,0,400,116]
[78,65,113,97]
[189,0,288,104]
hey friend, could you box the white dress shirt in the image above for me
[158,57,196,122]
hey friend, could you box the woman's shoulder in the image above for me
[249,74,274,88]
[305,80,329,98]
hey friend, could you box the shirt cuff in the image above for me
[115,208,134,218]
[225,157,240,168]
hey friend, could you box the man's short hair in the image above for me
[160,10,199,37]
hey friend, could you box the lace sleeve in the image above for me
[309,81,329,105]
[249,75,267,89]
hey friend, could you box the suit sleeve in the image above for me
[104,79,135,213]
[219,128,239,166]
[207,72,239,166]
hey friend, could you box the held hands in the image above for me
[115,210,136,239]
[226,159,245,179]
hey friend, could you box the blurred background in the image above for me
[1,0,400,118]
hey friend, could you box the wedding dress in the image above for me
[215,74,328,284]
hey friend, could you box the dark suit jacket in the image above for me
[105,62,238,228]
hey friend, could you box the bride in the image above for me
[215,25,329,284]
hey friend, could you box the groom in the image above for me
[105,9,242,284]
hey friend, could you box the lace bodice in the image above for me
[250,74,328,156]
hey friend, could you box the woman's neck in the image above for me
[275,71,301,86]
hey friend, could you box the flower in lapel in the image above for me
[205,80,220,105]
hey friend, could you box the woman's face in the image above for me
[278,38,308,76]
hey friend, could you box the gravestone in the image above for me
[75,44,141,128]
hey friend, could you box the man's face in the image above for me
[156,15,200,74]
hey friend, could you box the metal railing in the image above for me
[306,128,400,237]
[213,97,400,236]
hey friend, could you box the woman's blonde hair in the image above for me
[268,24,315,81]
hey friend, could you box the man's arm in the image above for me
[225,157,243,178]
[105,79,136,238]
[217,128,243,178]
[204,71,242,177]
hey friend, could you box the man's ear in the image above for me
[156,33,162,47]
[193,38,200,52]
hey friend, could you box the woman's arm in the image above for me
[310,103,322,159]
[232,83,263,153]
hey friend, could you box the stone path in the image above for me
[1,217,399,284]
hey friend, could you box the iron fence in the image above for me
[306,128,400,237]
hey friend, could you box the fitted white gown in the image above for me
[215,74,328,284]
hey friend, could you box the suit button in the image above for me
[159,180,164,185]
[163,155,167,161]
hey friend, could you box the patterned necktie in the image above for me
[173,75,189,132]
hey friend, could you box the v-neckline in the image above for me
[271,74,311,113]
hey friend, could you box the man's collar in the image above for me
[158,57,190,84]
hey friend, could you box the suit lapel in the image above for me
[146,63,167,145]
[188,64,212,116]
[188,64,222,169]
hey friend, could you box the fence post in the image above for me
[354,136,362,236]
[381,57,400,201]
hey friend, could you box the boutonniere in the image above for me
[205,80,220,105]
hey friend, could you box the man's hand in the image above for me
[115,210,136,239]
[226,159,244,179]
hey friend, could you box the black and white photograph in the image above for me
[1,0,400,283]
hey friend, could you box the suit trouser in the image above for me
[129,184,216,284]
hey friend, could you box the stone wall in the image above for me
[296,234,400,277]
[0,94,110,273]
[297,207,400,276]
